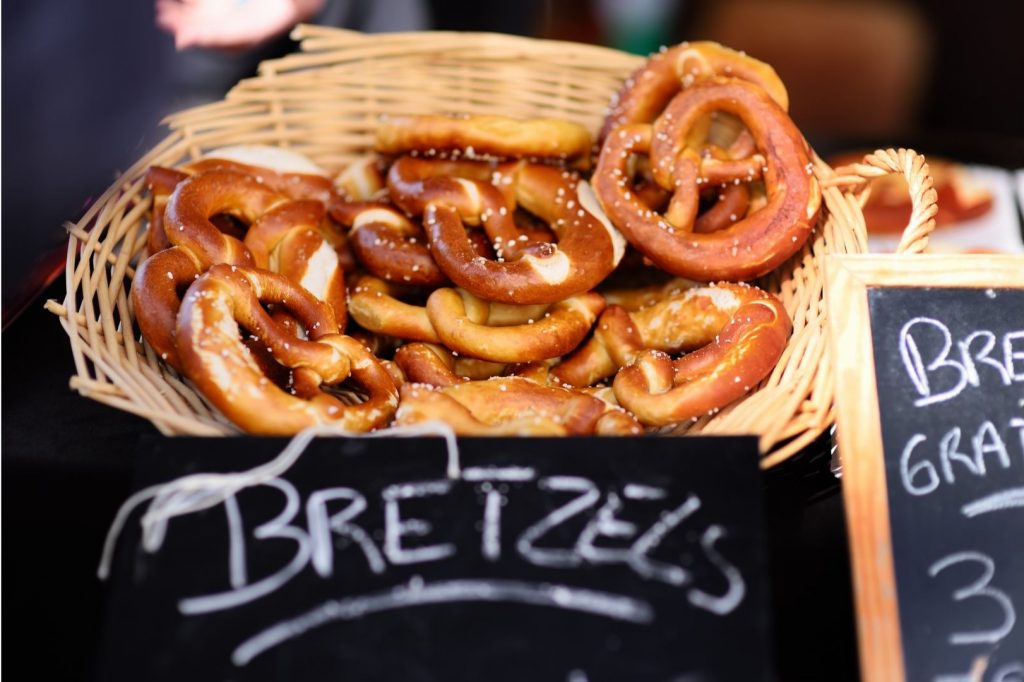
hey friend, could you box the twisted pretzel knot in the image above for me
[594,79,820,281]
[552,281,791,426]
[386,156,624,304]
[176,264,397,435]
[133,167,348,369]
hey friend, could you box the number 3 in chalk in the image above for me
[928,551,1017,645]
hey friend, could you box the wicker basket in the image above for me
[47,26,937,467]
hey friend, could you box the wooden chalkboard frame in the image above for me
[824,253,1024,681]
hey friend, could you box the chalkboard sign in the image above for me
[827,254,1024,681]
[97,435,772,681]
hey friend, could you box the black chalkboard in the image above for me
[868,286,1024,680]
[97,435,772,682]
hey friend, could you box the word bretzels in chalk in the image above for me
[552,282,791,426]
[388,157,625,304]
[600,40,789,142]
[593,79,820,281]
[175,264,398,434]
[377,114,594,168]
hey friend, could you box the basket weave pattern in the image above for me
[48,27,936,466]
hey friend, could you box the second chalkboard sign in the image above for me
[97,435,771,682]
[827,254,1024,681]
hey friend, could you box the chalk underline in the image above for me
[231,578,655,666]
[961,486,1024,518]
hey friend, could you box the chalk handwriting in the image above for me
[928,551,1017,646]
[899,318,1024,408]
[899,418,1023,497]
[230,579,656,666]
[516,476,601,568]
[180,479,312,615]
[962,487,1024,518]
[382,480,456,565]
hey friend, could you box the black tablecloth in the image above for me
[1,280,859,681]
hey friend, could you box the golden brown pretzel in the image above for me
[394,377,611,436]
[348,275,441,344]
[376,114,593,168]
[242,200,348,328]
[425,288,605,363]
[593,80,820,281]
[389,157,624,304]
[557,280,786,399]
[549,282,790,426]
[135,193,350,368]
[335,156,387,201]
[613,294,791,426]
[163,169,285,268]
[348,275,602,363]
[600,41,789,143]
[393,342,506,387]
[145,146,342,254]
[175,264,398,434]
[395,385,571,436]
[131,246,202,369]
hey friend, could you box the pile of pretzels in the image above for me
[130,41,820,437]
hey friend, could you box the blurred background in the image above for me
[3,0,1023,325]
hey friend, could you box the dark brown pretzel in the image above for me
[593,79,820,281]
[389,157,624,304]
[131,246,202,369]
[175,264,398,434]
[600,41,789,143]
[330,201,449,287]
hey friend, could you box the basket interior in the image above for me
[54,27,871,465]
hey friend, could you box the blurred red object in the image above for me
[829,153,994,234]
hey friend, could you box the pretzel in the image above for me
[242,200,348,327]
[389,157,625,304]
[335,156,387,201]
[377,114,593,168]
[593,80,820,281]
[600,41,789,143]
[348,275,602,363]
[136,170,349,367]
[131,246,203,369]
[146,146,342,253]
[552,280,782,387]
[330,201,449,287]
[348,275,441,344]
[175,264,398,434]
[426,288,605,363]
[551,282,789,425]
[394,377,611,436]
[393,342,506,387]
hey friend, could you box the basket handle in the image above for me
[830,148,939,254]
